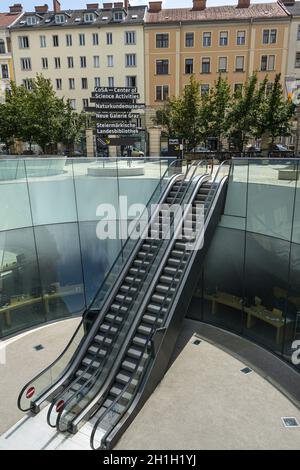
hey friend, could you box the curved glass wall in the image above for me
[0,157,172,337]
[189,158,300,371]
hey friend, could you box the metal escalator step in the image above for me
[120,284,137,293]
[156,283,175,294]
[70,382,82,393]
[122,358,138,372]
[137,323,152,335]
[115,294,132,303]
[94,334,113,345]
[175,242,186,251]
[105,313,123,324]
[164,266,183,276]
[147,303,163,315]
[110,386,132,403]
[137,251,154,259]
[111,303,128,314]
[127,346,143,359]
[168,257,184,267]
[142,242,158,251]
[99,323,118,334]
[75,369,92,381]
[82,357,101,369]
[171,249,185,258]
[103,398,126,415]
[132,335,148,348]
[134,259,150,267]
[88,345,107,357]
[160,274,180,285]
[125,275,142,284]
[142,313,163,325]
[115,371,131,385]
[129,267,146,276]
[151,293,171,304]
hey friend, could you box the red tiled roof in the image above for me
[0,12,22,28]
[145,3,288,23]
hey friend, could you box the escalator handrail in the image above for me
[89,173,211,450]
[17,158,184,412]
[91,169,229,450]
[54,159,210,431]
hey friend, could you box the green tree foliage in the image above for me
[0,75,85,154]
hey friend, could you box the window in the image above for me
[0,39,5,54]
[108,76,114,87]
[219,31,228,46]
[268,55,275,71]
[1,64,9,79]
[155,85,169,101]
[66,34,72,47]
[298,25,300,41]
[41,57,48,69]
[201,57,210,74]
[185,58,193,74]
[125,31,136,45]
[67,56,74,68]
[237,31,245,46]
[263,29,277,45]
[18,36,29,49]
[79,33,85,46]
[69,78,75,89]
[92,33,99,46]
[218,57,227,72]
[84,13,95,23]
[40,35,46,48]
[94,77,101,87]
[22,78,33,90]
[113,11,124,21]
[53,35,59,47]
[107,55,114,67]
[296,52,300,68]
[125,54,136,67]
[156,33,169,48]
[261,55,275,71]
[55,14,66,24]
[203,32,211,47]
[26,16,38,26]
[70,99,76,109]
[126,76,137,87]
[80,56,86,68]
[83,98,89,108]
[93,55,100,68]
[54,57,61,69]
[106,32,112,45]
[234,83,243,93]
[235,56,244,72]
[156,59,169,75]
[185,32,194,47]
[20,58,31,70]
[81,77,88,89]
[56,78,62,90]
[200,84,209,96]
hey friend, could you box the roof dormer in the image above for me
[84,12,96,23]
[54,13,68,24]
[26,15,40,25]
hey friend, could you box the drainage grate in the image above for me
[240,367,253,375]
[282,417,299,428]
[33,344,44,351]
[193,339,201,346]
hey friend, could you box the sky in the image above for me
[0,0,273,12]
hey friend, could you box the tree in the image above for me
[258,73,295,145]
[227,74,267,152]
[57,101,86,154]
[199,75,231,150]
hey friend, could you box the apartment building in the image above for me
[144,0,290,115]
[0,4,23,103]
[10,1,146,112]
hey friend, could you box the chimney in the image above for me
[35,4,49,13]
[9,3,23,13]
[148,1,162,12]
[114,2,123,8]
[192,0,206,10]
[86,3,99,9]
[237,0,250,8]
[124,0,129,10]
[103,2,113,8]
[53,0,61,13]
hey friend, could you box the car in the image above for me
[191,146,211,153]
[246,144,261,154]
[125,146,144,157]
[269,144,289,152]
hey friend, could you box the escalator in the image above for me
[18,159,209,422]
[87,161,230,450]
